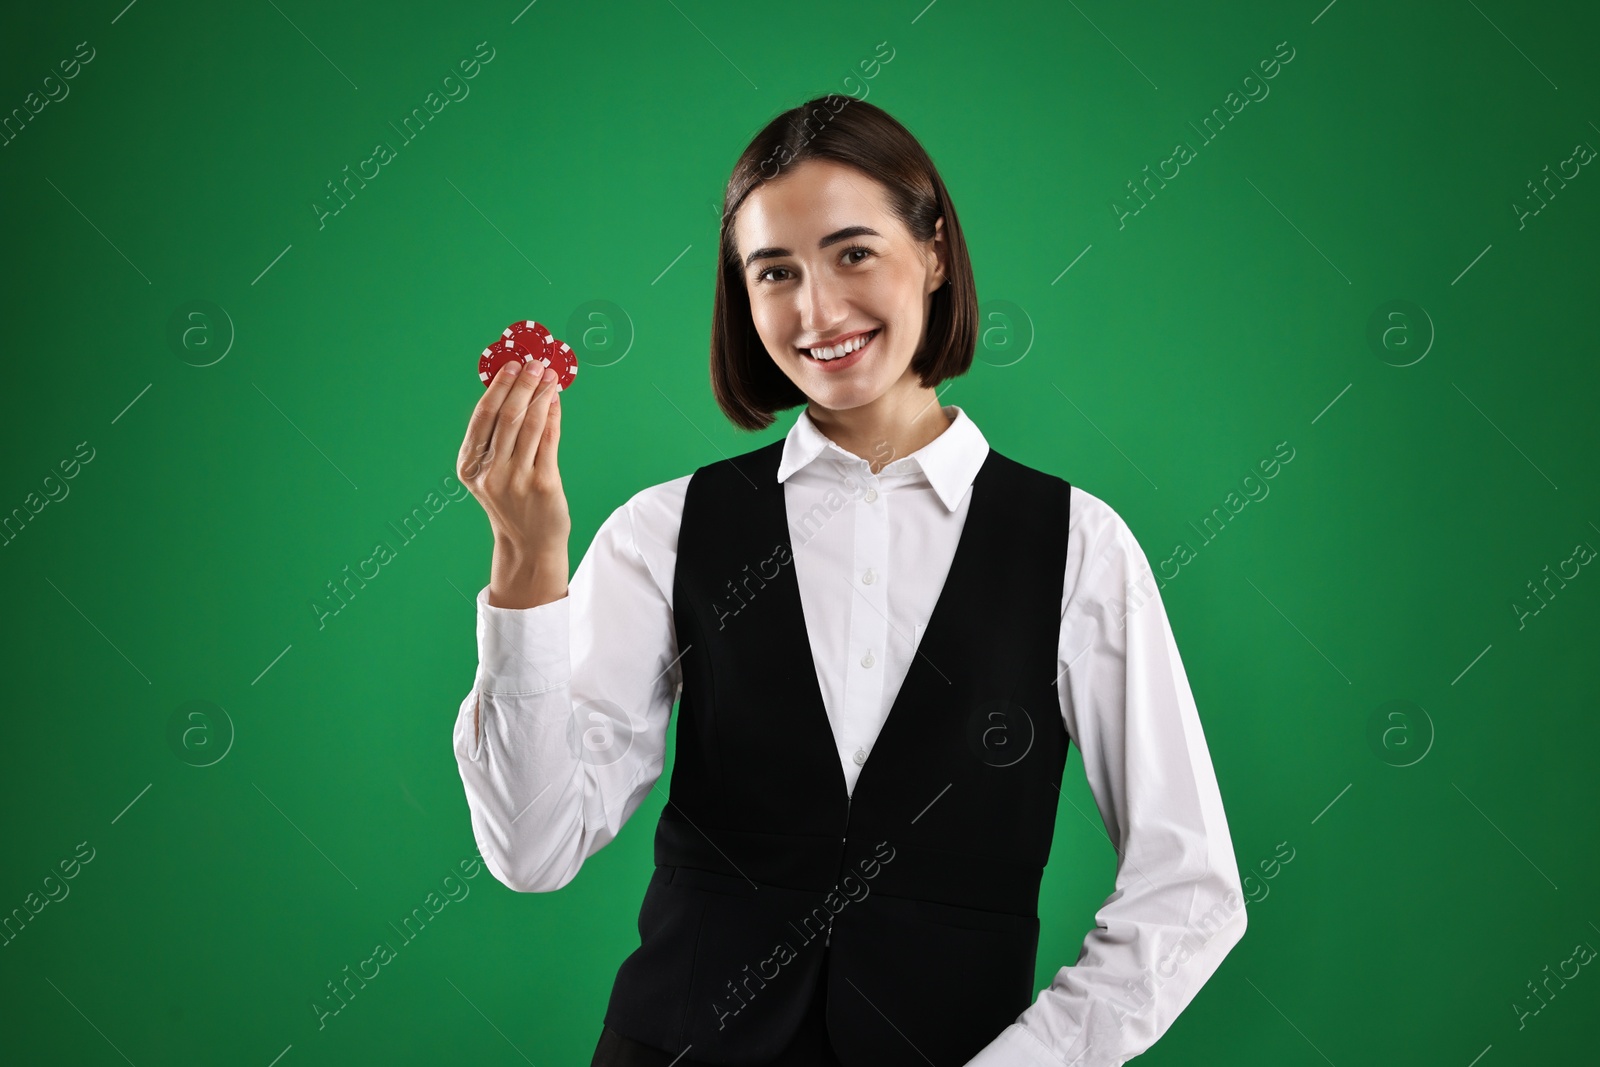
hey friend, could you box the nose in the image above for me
[798,269,848,339]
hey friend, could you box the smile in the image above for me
[799,328,879,368]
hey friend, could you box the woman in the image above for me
[453,96,1247,1067]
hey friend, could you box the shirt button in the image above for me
[860,650,875,668]
[861,568,876,585]
[863,488,878,502]
[853,748,867,766]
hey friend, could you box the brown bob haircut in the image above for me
[710,95,978,432]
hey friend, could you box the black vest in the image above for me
[602,438,1074,1066]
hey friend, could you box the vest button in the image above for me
[853,748,867,766]
[861,568,876,585]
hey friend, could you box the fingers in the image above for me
[458,360,525,483]
[482,361,549,471]
[527,372,562,479]
[509,366,561,471]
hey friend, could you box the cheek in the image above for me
[748,300,796,357]
[854,267,895,297]
[862,268,918,317]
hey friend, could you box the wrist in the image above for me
[489,541,568,609]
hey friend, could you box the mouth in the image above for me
[798,327,879,371]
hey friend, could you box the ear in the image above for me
[927,215,949,292]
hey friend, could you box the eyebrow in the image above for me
[743,225,883,269]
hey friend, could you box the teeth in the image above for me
[807,329,876,360]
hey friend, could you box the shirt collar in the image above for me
[776,404,989,513]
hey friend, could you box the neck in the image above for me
[806,386,952,474]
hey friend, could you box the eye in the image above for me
[752,245,876,285]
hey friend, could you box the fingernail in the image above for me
[542,367,555,383]
[506,361,521,376]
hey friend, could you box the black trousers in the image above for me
[590,946,844,1066]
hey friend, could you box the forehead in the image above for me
[734,160,895,248]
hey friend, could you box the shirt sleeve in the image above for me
[451,484,685,893]
[965,488,1248,1067]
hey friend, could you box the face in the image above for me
[733,159,947,415]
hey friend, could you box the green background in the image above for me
[3,0,1597,1063]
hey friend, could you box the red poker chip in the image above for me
[479,339,533,387]
[501,319,551,357]
[541,335,578,390]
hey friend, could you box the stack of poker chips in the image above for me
[478,320,578,390]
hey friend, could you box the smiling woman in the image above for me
[453,94,1246,1067]
[710,101,977,469]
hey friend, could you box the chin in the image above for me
[808,382,892,412]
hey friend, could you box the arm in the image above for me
[452,485,685,893]
[966,488,1248,1066]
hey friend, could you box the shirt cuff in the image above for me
[474,583,571,696]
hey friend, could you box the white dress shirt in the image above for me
[453,404,1247,1067]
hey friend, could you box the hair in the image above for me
[709,95,978,432]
